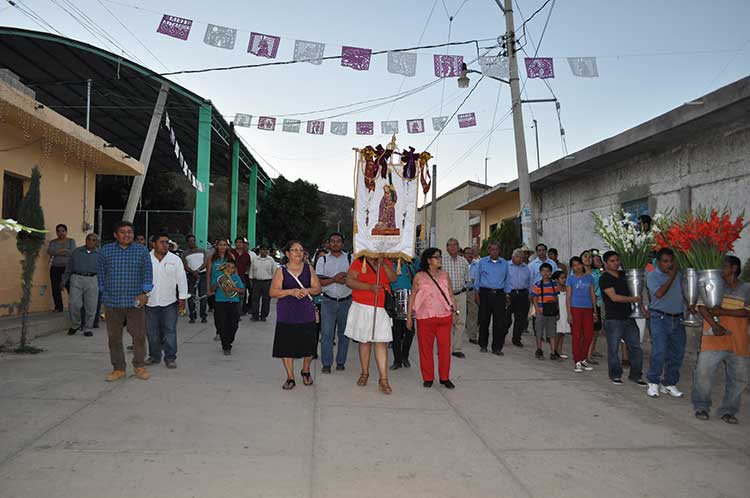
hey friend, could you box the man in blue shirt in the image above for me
[646,247,686,398]
[505,248,532,348]
[528,243,558,288]
[98,221,153,382]
[473,242,512,355]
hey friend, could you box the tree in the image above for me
[257,176,326,251]
[742,258,750,283]
[479,220,522,259]
[14,166,45,353]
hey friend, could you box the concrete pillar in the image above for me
[247,161,258,248]
[195,102,211,248]
[230,138,239,242]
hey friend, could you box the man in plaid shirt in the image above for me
[442,238,469,358]
[98,221,153,382]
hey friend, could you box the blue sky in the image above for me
[2,0,749,197]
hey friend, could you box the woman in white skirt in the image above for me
[345,255,398,394]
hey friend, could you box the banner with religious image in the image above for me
[352,137,431,260]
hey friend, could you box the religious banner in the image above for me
[234,113,252,127]
[479,55,509,79]
[204,24,237,49]
[353,137,430,259]
[307,120,325,134]
[525,57,555,79]
[433,54,464,77]
[257,116,276,131]
[406,119,425,134]
[387,51,417,76]
[432,116,449,131]
[341,46,372,71]
[248,32,281,58]
[156,15,193,40]
[356,122,374,135]
[282,119,301,133]
[294,39,325,65]
[457,112,476,128]
[381,121,399,135]
[330,121,348,135]
[567,57,599,78]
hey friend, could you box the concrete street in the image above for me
[0,309,748,498]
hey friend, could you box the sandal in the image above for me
[357,373,369,386]
[282,378,296,390]
[301,370,313,386]
[378,378,392,395]
[721,414,738,425]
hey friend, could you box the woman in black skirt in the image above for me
[270,240,321,390]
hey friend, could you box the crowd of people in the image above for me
[48,220,748,423]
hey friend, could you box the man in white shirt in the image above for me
[146,233,189,368]
[250,245,278,321]
[442,238,469,358]
[315,232,353,373]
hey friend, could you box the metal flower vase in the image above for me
[625,268,646,319]
[697,269,724,311]
[681,268,701,326]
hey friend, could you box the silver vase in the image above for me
[681,268,701,326]
[697,269,724,310]
[625,268,646,319]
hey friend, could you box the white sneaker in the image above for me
[558,353,569,359]
[574,362,584,373]
[580,360,594,371]
[647,383,660,398]
[659,385,684,397]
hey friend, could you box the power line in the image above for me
[426,74,485,150]
[518,0,554,34]
[8,0,64,35]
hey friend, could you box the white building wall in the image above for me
[537,124,750,264]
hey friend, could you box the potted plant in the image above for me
[592,209,656,318]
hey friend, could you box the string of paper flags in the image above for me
[164,110,205,192]
[155,14,600,79]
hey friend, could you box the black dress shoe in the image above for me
[480,347,488,353]
[423,381,433,388]
[452,352,465,359]
[321,366,331,374]
[201,318,207,323]
[336,364,345,371]
[469,339,478,345]
[402,358,411,368]
[512,341,524,347]
[440,379,455,389]
[390,362,402,370]
[694,410,709,421]
[67,328,78,335]
[189,318,195,324]
[83,330,93,337]
[492,350,504,356]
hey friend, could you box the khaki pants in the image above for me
[106,307,146,371]
[465,294,479,341]
[451,292,467,353]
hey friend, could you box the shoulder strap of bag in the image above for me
[425,271,455,312]
[282,265,314,302]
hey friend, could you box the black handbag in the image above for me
[541,281,559,317]
[365,259,398,319]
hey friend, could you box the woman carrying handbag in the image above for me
[406,247,458,389]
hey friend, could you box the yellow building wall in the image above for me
[479,191,520,241]
[0,121,96,316]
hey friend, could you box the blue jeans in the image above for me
[647,312,687,386]
[604,318,643,381]
[320,297,352,367]
[146,303,178,362]
[691,350,748,416]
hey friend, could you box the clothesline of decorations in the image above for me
[163,111,205,192]
[232,113,478,136]
[155,14,600,79]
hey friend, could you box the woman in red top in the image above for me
[344,255,398,394]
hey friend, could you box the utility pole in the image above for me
[503,0,537,248]
[430,163,437,247]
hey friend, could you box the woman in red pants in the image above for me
[406,247,457,389]
[566,256,597,373]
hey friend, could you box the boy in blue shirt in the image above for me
[211,260,245,355]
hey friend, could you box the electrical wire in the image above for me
[9,0,64,35]
[425,74,485,150]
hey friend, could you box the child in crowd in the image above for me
[211,260,245,355]
[552,270,570,360]
[530,263,560,360]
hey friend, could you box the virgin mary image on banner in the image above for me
[372,184,399,236]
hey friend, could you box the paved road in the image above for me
[1,308,748,498]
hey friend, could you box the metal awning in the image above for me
[0,27,272,189]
